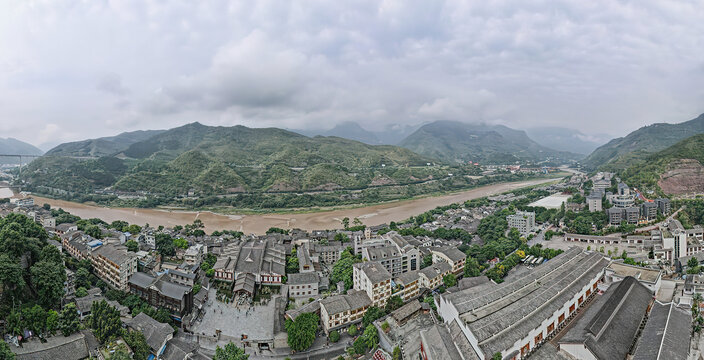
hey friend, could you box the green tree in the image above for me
[492,353,502,360]
[286,248,299,274]
[89,300,123,343]
[0,254,26,303]
[30,260,67,308]
[689,257,699,269]
[443,273,457,288]
[156,233,175,256]
[362,306,385,329]
[46,309,59,335]
[110,350,131,360]
[76,287,88,297]
[334,232,350,242]
[124,331,151,360]
[0,341,15,360]
[125,240,139,252]
[385,296,404,312]
[342,217,350,230]
[330,250,360,290]
[58,303,81,336]
[173,237,189,249]
[75,267,91,289]
[84,224,103,239]
[464,256,481,277]
[393,346,402,360]
[329,330,340,343]
[40,244,63,264]
[348,325,358,336]
[363,324,379,349]
[24,305,47,335]
[213,342,249,360]
[421,254,433,269]
[285,313,319,351]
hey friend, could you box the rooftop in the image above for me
[606,262,661,284]
[287,272,319,285]
[632,302,691,360]
[320,290,371,316]
[354,262,392,284]
[126,313,173,354]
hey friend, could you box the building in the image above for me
[90,243,138,291]
[604,262,662,293]
[607,207,623,225]
[212,239,285,286]
[362,245,420,277]
[353,262,392,307]
[319,290,372,333]
[586,194,602,212]
[184,244,206,266]
[430,247,466,276]
[128,272,194,316]
[617,182,630,196]
[625,207,640,224]
[655,198,671,215]
[641,201,658,220]
[558,277,653,360]
[506,211,536,235]
[418,261,451,290]
[435,247,609,359]
[419,324,468,360]
[592,179,611,192]
[167,268,198,288]
[311,242,345,264]
[632,301,691,360]
[392,271,421,302]
[126,313,174,357]
[288,272,319,299]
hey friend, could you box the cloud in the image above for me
[0,0,704,145]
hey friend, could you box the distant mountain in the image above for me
[398,120,579,164]
[45,130,165,157]
[291,122,422,145]
[582,113,704,170]
[621,133,704,196]
[0,138,43,156]
[24,122,438,196]
[524,127,608,155]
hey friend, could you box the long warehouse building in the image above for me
[435,247,609,359]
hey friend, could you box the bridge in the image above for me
[0,154,42,177]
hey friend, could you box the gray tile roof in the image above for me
[419,324,462,360]
[431,246,466,263]
[129,272,190,300]
[354,262,392,284]
[559,277,653,360]
[419,261,451,279]
[320,290,371,316]
[288,272,319,285]
[633,302,691,360]
[391,300,421,324]
[12,332,89,360]
[92,243,136,264]
[441,247,610,356]
[161,338,199,360]
[126,313,173,354]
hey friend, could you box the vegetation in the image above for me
[88,300,123,343]
[385,296,404,312]
[330,249,360,291]
[213,342,249,360]
[285,312,319,352]
[329,330,340,343]
[443,273,457,288]
[123,331,151,360]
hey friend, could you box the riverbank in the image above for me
[32,177,561,234]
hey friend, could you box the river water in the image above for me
[32,178,559,234]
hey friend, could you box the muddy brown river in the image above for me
[31,178,558,234]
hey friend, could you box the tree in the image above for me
[464,256,481,277]
[156,233,175,256]
[173,237,189,249]
[58,303,81,336]
[385,296,404,312]
[492,353,502,360]
[330,250,359,290]
[285,313,318,351]
[689,257,699,269]
[24,305,47,335]
[125,240,139,252]
[286,248,299,274]
[393,346,402,360]
[75,267,91,289]
[342,217,350,230]
[363,324,379,349]
[30,260,66,308]
[46,309,59,335]
[0,254,26,303]
[421,254,433,269]
[329,330,340,343]
[0,342,15,360]
[84,224,103,239]
[213,342,249,360]
[124,331,151,360]
[110,350,131,360]
[89,300,123,343]
[76,287,88,297]
[334,232,350,242]
[443,274,457,288]
[348,324,358,336]
[362,306,385,329]
[40,244,63,264]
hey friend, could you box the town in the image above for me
[1,170,704,360]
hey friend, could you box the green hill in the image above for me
[23,122,442,197]
[45,129,165,157]
[582,113,704,170]
[399,120,579,164]
[620,133,704,196]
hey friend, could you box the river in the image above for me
[31,177,559,234]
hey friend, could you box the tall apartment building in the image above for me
[641,201,658,220]
[506,211,536,235]
[353,262,392,307]
[656,198,671,214]
[90,243,138,291]
[587,194,602,212]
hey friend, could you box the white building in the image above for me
[353,262,392,307]
[506,211,536,235]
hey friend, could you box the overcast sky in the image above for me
[1,0,704,148]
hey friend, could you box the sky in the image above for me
[1,0,703,149]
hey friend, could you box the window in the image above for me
[558,314,565,323]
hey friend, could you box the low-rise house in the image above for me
[184,244,206,266]
[126,313,174,358]
[392,271,421,302]
[90,243,138,291]
[128,272,194,316]
[288,272,319,299]
[429,247,466,276]
[418,262,451,290]
[319,290,372,334]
